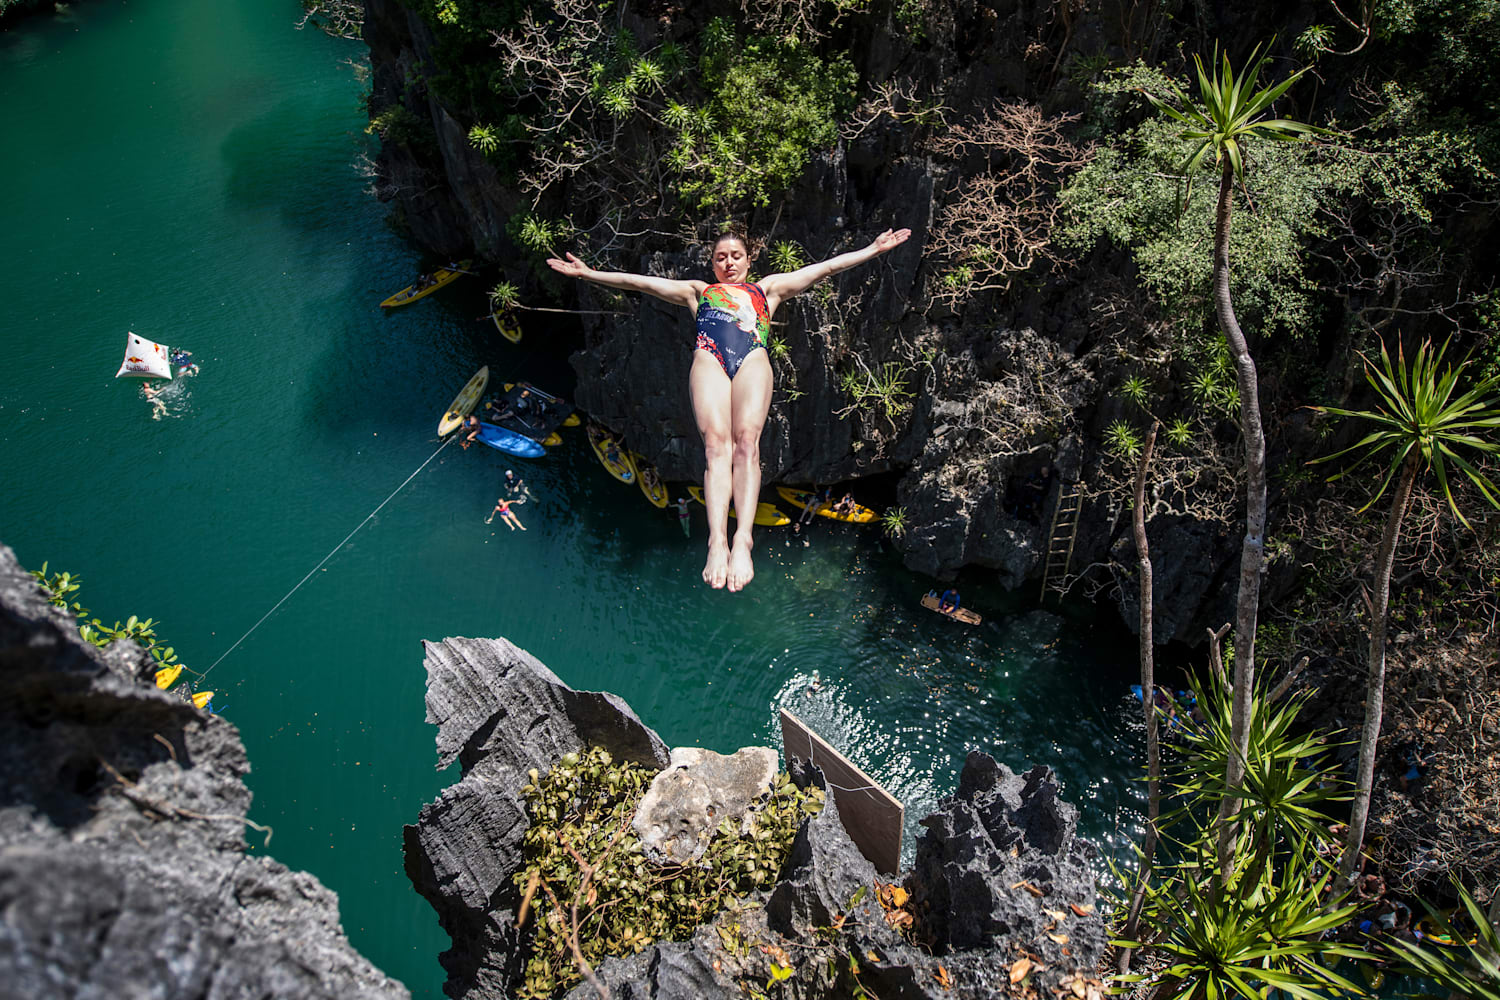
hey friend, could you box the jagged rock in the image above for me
[406,641,1107,1000]
[633,746,779,865]
[0,543,407,1000]
[404,637,670,1000]
[911,752,1106,993]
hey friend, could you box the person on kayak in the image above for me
[460,414,482,450]
[546,227,910,592]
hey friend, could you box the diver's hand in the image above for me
[545,252,591,279]
[871,228,911,253]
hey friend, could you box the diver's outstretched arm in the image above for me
[760,228,911,308]
[546,252,703,312]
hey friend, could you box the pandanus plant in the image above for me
[1146,39,1332,884]
[1310,336,1500,892]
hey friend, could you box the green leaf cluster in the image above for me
[673,19,856,209]
[837,361,914,420]
[29,563,190,681]
[1117,676,1372,998]
[515,746,824,998]
[1060,114,1355,343]
[1311,336,1500,527]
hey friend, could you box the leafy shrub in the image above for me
[515,745,823,998]
[672,18,857,209]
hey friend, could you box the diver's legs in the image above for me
[690,350,734,589]
[727,351,773,592]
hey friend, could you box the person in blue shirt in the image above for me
[939,589,961,612]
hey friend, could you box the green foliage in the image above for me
[1117,844,1371,1000]
[1120,374,1150,406]
[489,281,519,308]
[674,19,857,209]
[510,213,572,256]
[1310,336,1500,528]
[1385,880,1500,997]
[515,746,823,998]
[1105,420,1143,460]
[1164,676,1350,850]
[1165,417,1195,449]
[1061,116,1352,342]
[1145,41,1331,207]
[837,360,915,421]
[29,564,190,683]
[1117,675,1371,998]
[881,506,908,539]
[365,104,433,153]
[766,240,806,273]
[468,123,501,156]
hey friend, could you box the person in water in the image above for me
[487,496,526,530]
[141,380,167,419]
[674,496,692,537]
[547,227,911,591]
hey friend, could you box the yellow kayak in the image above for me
[381,260,472,308]
[776,486,877,524]
[687,486,789,527]
[492,311,521,343]
[631,452,669,508]
[587,424,636,483]
[438,366,489,437]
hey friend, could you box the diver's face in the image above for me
[712,239,749,283]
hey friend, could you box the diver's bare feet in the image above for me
[727,535,754,592]
[703,538,730,589]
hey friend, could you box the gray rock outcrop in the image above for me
[406,636,1106,1000]
[0,543,408,1000]
[403,637,670,998]
[633,746,779,865]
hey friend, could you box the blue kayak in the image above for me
[476,422,545,458]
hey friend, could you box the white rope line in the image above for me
[199,435,455,680]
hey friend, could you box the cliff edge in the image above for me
[0,544,408,1000]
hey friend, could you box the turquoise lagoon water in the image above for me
[0,2,1146,993]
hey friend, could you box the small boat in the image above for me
[776,486,878,524]
[438,366,489,437]
[587,424,636,483]
[920,593,982,625]
[492,311,522,344]
[381,260,472,308]
[631,452,669,508]
[687,486,790,527]
[476,423,546,459]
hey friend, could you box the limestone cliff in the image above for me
[406,635,1106,999]
[0,544,408,1000]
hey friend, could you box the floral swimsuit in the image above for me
[695,282,769,379]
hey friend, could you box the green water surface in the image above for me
[0,2,1146,993]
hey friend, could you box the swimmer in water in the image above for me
[547,227,910,592]
[141,380,167,419]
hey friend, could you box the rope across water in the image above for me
[198,434,456,680]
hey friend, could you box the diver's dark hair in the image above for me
[711,231,749,252]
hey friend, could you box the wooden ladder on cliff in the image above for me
[1039,483,1083,601]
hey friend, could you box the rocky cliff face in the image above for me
[0,544,408,1000]
[406,635,1107,999]
[358,0,1244,643]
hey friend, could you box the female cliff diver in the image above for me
[547,227,910,592]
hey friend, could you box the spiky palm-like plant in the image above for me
[1311,336,1500,890]
[1148,42,1330,883]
